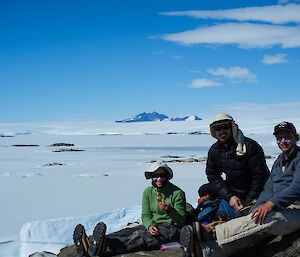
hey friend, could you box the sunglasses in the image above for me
[276,137,293,143]
[152,175,167,181]
[213,124,231,132]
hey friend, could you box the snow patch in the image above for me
[72,173,109,178]
[20,206,141,257]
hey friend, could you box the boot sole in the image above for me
[180,225,195,257]
[88,222,107,257]
[73,224,88,257]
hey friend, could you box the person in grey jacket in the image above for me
[181,121,300,257]
[250,121,300,223]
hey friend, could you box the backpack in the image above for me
[196,199,237,223]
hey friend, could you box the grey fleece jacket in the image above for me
[253,146,300,209]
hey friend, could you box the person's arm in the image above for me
[271,160,300,209]
[250,175,275,223]
[244,141,270,203]
[206,147,233,201]
[250,175,274,211]
[167,190,186,228]
[141,188,154,229]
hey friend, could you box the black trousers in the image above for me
[105,224,180,256]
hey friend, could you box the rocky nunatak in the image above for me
[49,143,85,152]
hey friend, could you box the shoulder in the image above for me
[143,186,154,195]
[295,147,300,159]
[208,142,221,155]
[291,148,300,165]
[168,182,185,196]
[272,154,283,168]
[245,137,263,153]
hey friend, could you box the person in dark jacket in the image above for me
[199,113,270,212]
[72,162,186,257]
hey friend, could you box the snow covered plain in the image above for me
[0,120,292,257]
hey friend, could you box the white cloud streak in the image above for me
[160,4,300,24]
[159,23,300,48]
[208,66,257,83]
[278,0,300,5]
[187,78,223,88]
[262,54,289,64]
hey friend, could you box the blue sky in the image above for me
[0,0,300,122]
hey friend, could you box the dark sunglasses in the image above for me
[213,124,231,132]
[152,175,167,180]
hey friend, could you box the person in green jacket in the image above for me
[73,162,187,257]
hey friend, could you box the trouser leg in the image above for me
[198,208,300,257]
[105,224,180,256]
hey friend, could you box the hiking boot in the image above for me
[73,224,90,257]
[193,222,204,242]
[88,222,107,257]
[180,225,198,257]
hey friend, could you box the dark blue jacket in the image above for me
[253,146,300,209]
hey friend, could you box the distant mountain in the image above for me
[167,115,202,121]
[115,112,168,123]
[116,113,202,123]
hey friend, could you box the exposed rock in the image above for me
[53,148,85,152]
[188,131,209,135]
[164,158,205,163]
[12,144,39,147]
[57,244,182,257]
[150,156,207,164]
[0,134,14,137]
[30,251,57,257]
[161,155,184,159]
[166,132,179,135]
[98,133,122,136]
[49,143,75,147]
[44,163,64,167]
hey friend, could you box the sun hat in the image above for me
[144,162,173,180]
[210,113,247,156]
[210,113,234,127]
[273,121,299,140]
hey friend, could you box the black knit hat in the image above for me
[273,121,298,138]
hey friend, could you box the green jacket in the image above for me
[141,181,186,229]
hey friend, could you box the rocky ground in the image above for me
[57,244,182,257]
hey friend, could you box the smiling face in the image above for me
[151,168,168,188]
[211,122,233,144]
[275,131,297,155]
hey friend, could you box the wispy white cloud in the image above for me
[262,54,289,64]
[207,66,257,83]
[160,4,300,24]
[187,78,223,88]
[278,0,290,4]
[158,23,300,48]
[278,0,300,5]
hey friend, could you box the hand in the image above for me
[148,225,159,236]
[158,201,172,212]
[251,201,275,224]
[229,196,244,211]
